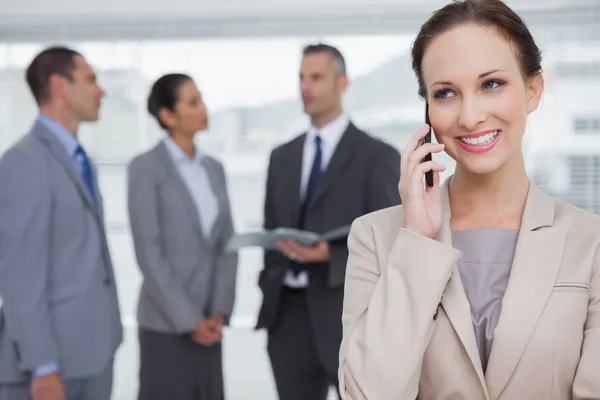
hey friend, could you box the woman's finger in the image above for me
[410,161,446,194]
[405,143,445,177]
[426,170,442,194]
[400,124,430,173]
[402,124,431,157]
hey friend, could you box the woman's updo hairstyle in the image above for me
[411,0,542,98]
[147,73,193,130]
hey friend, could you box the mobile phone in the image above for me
[423,102,434,187]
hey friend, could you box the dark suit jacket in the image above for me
[256,121,401,374]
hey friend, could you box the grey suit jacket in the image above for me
[256,122,401,374]
[127,141,238,334]
[0,121,123,384]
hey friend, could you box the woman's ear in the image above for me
[526,72,544,114]
[158,107,176,129]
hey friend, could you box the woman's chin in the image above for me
[457,158,507,176]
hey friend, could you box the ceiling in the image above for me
[1,0,599,42]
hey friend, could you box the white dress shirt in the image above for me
[283,113,350,288]
[163,138,219,238]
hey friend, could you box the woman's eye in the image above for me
[434,89,454,99]
[483,80,504,90]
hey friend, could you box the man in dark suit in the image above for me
[256,43,401,400]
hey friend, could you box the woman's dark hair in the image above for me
[411,0,542,98]
[147,73,193,130]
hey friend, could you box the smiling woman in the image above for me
[338,1,600,399]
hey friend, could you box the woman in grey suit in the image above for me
[127,73,238,400]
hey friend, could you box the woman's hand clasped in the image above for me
[399,124,446,239]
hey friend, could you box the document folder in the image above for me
[225,224,351,252]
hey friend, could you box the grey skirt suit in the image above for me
[127,140,238,400]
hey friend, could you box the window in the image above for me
[574,117,600,134]
[556,62,600,79]
[567,156,600,214]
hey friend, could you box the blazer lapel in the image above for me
[485,182,564,400]
[155,142,206,244]
[33,123,99,218]
[34,123,114,280]
[202,158,227,248]
[91,162,105,221]
[286,135,305,226]
[307,123,358,210]
[436,180,489,397]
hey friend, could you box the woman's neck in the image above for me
[169,132,195,159]
[449,155,530,229]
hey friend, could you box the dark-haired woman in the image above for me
[127,73,238,400]
[338,1,600,399]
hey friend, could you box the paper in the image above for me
[225,225,351,252]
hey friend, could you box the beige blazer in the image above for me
[339,179,600,400]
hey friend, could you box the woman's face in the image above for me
[421,23,543,175]
[172,79,208,135]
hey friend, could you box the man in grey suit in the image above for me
[256,44,401,400]
[0,46,123,400]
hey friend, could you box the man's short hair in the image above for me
[25,46,81,105]
[302,43,347,76]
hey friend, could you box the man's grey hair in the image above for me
[302,43,347,76]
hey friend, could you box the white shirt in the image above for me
[283,113,350,288]
[163,138,219,238]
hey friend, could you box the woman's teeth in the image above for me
[460,131,498,146]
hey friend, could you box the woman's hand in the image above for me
[399,124,446,239]
[192,318,222,346]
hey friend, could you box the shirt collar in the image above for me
[37,115,79,158]
[306,113,350,147]
[163,137,203,164]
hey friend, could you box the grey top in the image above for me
[452,228,519,372]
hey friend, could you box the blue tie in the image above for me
[291,135,323,276]
[74,145,96,202]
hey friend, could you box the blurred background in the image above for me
[0,0,599,398]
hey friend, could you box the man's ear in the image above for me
[337,74,349,95]
[48,73,69,101]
